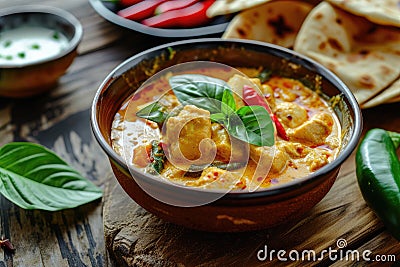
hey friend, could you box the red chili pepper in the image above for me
[119,0,143,7]
[141,0,215,28]
[117,0,168,21]
[155,0,200,14]
[242,85,289,141]
[0,237,15,252]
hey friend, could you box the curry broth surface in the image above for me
[111,67,341,190]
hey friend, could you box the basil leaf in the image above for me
[169,74,231,114]
[136,102,168,124]
[227,106,275,147]
[221,89,236,115]
[210,113,227,124]
[0,142,103,211]
[258,68,272,83]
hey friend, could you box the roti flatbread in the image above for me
[362,78,400,108]
[327,0,400,27]
[206,0,271,18]
[222,0,313,48]
[294,2,400,104]
[387,95,400,104]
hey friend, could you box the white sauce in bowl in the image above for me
[0,25,69,66]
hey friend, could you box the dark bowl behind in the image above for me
[91,39,362,232]
[0,5,82,97]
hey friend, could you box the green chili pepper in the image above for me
[356,128,400,241]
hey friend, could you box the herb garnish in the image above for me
[257,68,272,83]
[0,142,103,211]
[149,140,165,174]
[30,43,40,49]
[136,102,168,124]
[136,74,274,147]
[3,40,12,48]
[17,52,25,59]
[52,31,60,40]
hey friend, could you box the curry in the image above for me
[111,65,341,190]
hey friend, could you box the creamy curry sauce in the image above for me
[111,67,341,190]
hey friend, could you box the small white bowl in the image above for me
[0,5,83,98]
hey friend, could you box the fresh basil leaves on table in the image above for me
[0,142,103,211]
[136,74,275,147]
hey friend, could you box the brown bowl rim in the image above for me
[91,38,363,200]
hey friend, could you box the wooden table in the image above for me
[0,1,399,266]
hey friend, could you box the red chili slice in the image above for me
[119,0,143,7]
[155,0,200,14]
[141,0,215,28]
[117,0,168,21]
[242,85,289,141]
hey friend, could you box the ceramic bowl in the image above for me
[0,5,82,98]
[91,39,362,232]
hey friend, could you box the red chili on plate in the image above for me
[141,0,215,28]
[155,0,200,14]
[117,0,169,21]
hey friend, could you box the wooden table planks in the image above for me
[0,0,154,266]
[0,0,399,266]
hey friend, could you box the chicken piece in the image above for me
[165,105,214,163]
[277,141,311,159]
[186,167,238,189]
[276,88,298,102]
[250,78,262,90]
[158,93,180,110]
[250,145,289,174]
[287,112,334,146]
[132,144,151,168]
[211,123,231,162]
[304,148,331,172]
[267,77,299,102]
[211,123,247,162]
[262,84,275,109]
[270,148,290,174]
[275,102,308,128]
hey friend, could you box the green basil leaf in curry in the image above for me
[169,74,231,114]
[221,88,237,115]
[136,101,169,124]
[228,106,275,147]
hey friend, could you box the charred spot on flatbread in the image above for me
[359,74,375,88]
[267,15,294,38]
[327,38,344,52]
[223,1,313,48]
